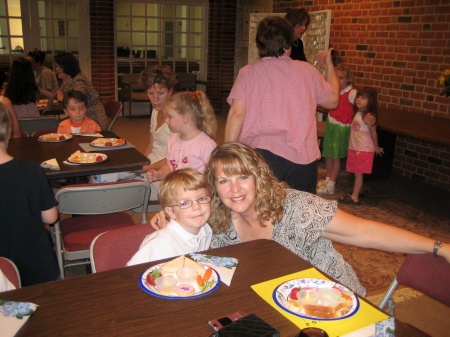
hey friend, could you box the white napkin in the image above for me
[0,301,39,337]
[41,158,60,170]
[189,254,238,286]
[74,133,103,137]
[341,317,395,337]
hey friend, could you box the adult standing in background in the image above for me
[54,52,109,130]
[224,16,339,193]
[4,57,40,118]
[285,8,310,62]
[27,49,59,108]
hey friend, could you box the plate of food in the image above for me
[138,255,220,299]
[90,138,127,147]
[38,133,73,142]
[273,278,359,320]
[67,151,108,165]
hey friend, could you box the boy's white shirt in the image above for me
[126,219,212,266]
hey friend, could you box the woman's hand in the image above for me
[150,210,169,230]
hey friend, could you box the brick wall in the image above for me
[273,0,450,190]
[207,0,237,114]
[273,0,450,118]
[393,136,450,189]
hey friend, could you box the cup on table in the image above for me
[176,267,198,285]
[155,275,177,295]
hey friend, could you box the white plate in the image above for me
[138,263,220,299]
[273,278,359,320]
[38,133,73,142]
[67,152,108,165]
[90,137,127,148]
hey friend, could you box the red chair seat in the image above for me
[61,213,134,252]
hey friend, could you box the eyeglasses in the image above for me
[171,195,211,209]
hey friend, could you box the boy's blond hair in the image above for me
[158,168,211,207]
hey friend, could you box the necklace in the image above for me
[293,39,299,47]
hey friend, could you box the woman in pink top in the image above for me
[225,16,339,193]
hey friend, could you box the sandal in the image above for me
[339,194,360,205]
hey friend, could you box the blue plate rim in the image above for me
[138,263,220,300]
[272,277,360,321]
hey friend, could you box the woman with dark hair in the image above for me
[4,57,40,118]
[54,52,109,130]
[27,49,59,107]
[0,71,21,138]
[285,8,310,62]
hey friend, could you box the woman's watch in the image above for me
[433,240,443,257]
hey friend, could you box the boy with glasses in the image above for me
[127,168,212,266]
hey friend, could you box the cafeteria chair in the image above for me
[21,130,29,137]
[32,127,58,137]
[0,257,21,289]
[90,224,155,273]
[120,73,151,119]
[18,116,59,137]
[104,100,123,131]
[53,180,151,278]
[378,253,450,316]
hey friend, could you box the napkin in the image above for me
[250,268,389,337]
[74,133,103,137]
[188,254,238,286]
[0,300,39,337]
[41,158,60,170]
[341,317,395,337]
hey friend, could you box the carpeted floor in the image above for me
[68,116,449,336]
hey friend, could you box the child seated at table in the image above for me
[127,168,213,265]
[57,90,101,134]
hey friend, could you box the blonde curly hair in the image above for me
[205,142,288,235]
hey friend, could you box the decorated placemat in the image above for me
[251,268,389,337]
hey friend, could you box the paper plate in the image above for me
[38,133,73,142]
[90,138,127,148]
[273,278,359,320]
[138,263,220,299]
[67,152,108,165]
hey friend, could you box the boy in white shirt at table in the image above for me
[127,168,213,265]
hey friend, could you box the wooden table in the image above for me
[8,131,150,180]
[1,240,424,337]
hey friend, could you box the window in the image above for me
[115,1,207,77]
[0,0,89,78]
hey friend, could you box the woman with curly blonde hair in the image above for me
[151,142,450,297]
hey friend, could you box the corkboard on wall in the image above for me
[248,10,331,71]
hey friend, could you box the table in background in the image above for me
[39,102,65,120]
[2,240,424,337]
[8,131,149,180]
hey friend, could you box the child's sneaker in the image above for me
[317,183,335,195]
[317,179,328,188]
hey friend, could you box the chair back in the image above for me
[21,130,29,137]
[104,100,122,131]
[32,127,58,137]
[397,254,450,306]
[90,224,155,273]
[0,257,21,289]
[18,117,59,136]
[54,180,151,278]
[176,73,197,91]
[56,180,150,221]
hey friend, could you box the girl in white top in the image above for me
[147,90,217,183]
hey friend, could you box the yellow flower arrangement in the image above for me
[438,68,450,97]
